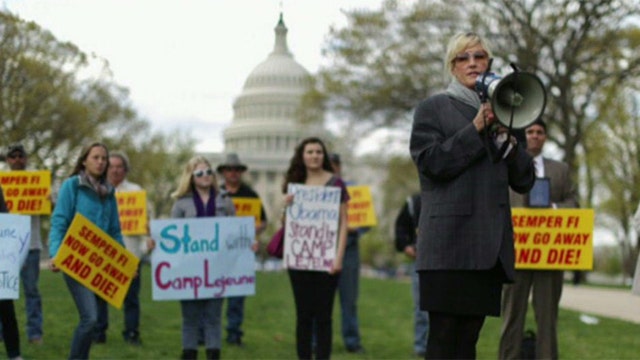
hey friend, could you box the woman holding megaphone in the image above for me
[409,32,535,359]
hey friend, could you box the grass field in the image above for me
[9,265,640,359]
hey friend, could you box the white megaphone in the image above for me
[475,67,547,129]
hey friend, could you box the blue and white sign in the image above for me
[0,214,32,299]
[284,184,341,272]
[150,216,255,301]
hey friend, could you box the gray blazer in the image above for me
[410,94,535,279]
[171,190,236,219]
[509,157,578,208]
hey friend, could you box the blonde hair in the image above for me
[171,156,218,199]
[444,32,493,75]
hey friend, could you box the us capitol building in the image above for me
[203,14,327,225]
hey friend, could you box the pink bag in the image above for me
[267,227,284,258]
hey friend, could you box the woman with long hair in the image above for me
[49,142,124,360]
[150,156,235,360]
[282,137,349,359]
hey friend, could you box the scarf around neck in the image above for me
[80,170,109,198]
[445,79,481,110]
[193,187,216,217]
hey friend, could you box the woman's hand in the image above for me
[146,238,156,254]
[329,259,343,275]
[473,103,496,132]
[49,259,60,272]
[284,194,294,206]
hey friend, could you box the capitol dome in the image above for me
[223,14,321,166]
[220,13,326,221]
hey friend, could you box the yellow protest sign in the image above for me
[346,186,377,227]
[231,197,262,227]
[53,213,139,308]
[512,208,594,270]
[115,191,148,235]
[0,170,52,215]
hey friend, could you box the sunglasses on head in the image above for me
[193,169,214,178]
[454,51,488,63]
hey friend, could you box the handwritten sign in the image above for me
[284,184,341,272]
[150,216,255,301]
[0,214,31,300]
[230,197,262,227]
[52,213,139,308]
[346,185,377,227]
[0,170,51,215]
[512,208,594,270]
[115,191,148,235]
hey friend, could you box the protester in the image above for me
[0,144,45,345]
[216,153,266,347]
[149,156,235,360]
[282,137,349,359]
[409,32,535,358]
[49,142,123,360]
[394,193,429,357]
[92,151,148,345]
[0,184,23,360]
[499,119,579,359]
[328,153,366,353]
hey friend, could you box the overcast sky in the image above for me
[4,0,381,152]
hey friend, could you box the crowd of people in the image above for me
[2,30,603,360]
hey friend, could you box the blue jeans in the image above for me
[0,250,43,342]
[123,265,141,338]
[225,296,245,342]
[180,299,223,349]
[411,262,429,354]
[22,249,43,340]
[95,297,108,340]
[64,274,98,360]
[338,233,361,349]
[95,265,141,340]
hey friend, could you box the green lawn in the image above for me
[10,265,640,359]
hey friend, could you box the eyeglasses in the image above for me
[454,51,488,63]
[193,169,214,178]
[8,153,25,159]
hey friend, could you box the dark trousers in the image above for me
[288,270,339,360]
[426,312,485,359]
[0,300,20,358]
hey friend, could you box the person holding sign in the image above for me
[409,32,535,358]
[0,186,23,360]
[216,153,265,347]
[282,137,349,360]
[148,156,236,360]
[499,119,579,359]
[0,143,45,345]
[90,151,147,345]
[48,142,124,360]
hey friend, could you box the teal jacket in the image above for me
[49,174,123,258]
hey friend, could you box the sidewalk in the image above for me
[560,285,640,324]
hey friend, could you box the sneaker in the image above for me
[125,336,142,346]
[123,331,142,346]
[29,337,43,345]
[93,334,106,344]
[226,337,244,347]
[346,345,365,354]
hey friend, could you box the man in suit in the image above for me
[499,119,579,359]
